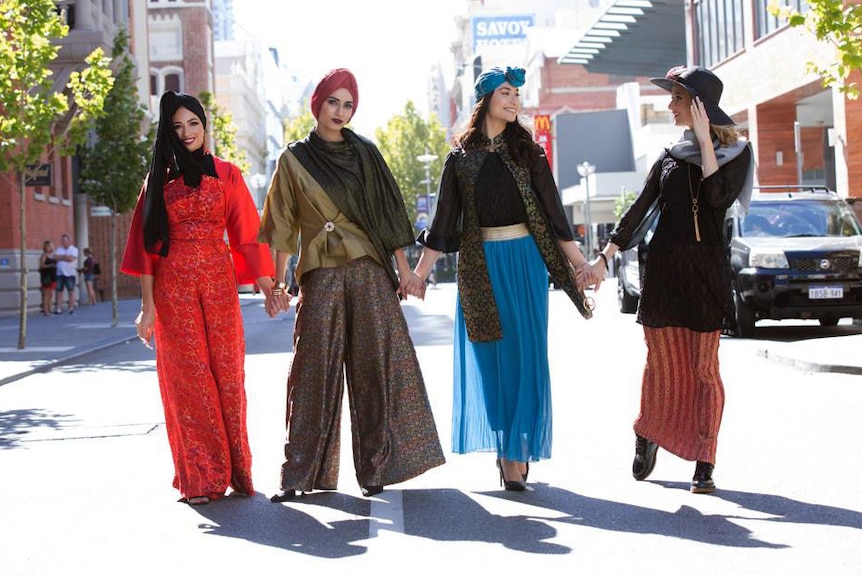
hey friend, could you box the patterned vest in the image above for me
[455,137,593,342]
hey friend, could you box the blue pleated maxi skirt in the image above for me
[452,232,552,462]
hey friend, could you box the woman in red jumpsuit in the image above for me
[122,91,276,505]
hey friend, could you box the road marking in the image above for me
[369,489,405,538]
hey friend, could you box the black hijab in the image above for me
[143,91,217,256]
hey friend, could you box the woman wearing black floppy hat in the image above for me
[592,65,754,493]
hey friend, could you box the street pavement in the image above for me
[1,285,860,386]
[1,283,861,575]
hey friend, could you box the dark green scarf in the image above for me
[456,134,593,342]
[289,128,415,291]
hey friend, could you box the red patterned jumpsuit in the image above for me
[122,157,274,501]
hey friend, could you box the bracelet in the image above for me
[597,252,609,269]
[271,281,287,296]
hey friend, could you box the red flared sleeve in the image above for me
[120,183,159,277]
[215,158,275,284]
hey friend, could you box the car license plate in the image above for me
[808,285,843,299]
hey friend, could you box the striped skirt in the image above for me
[633,326,725,464]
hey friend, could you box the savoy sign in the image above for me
[472,15,535,50]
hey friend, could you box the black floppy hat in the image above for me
[650,66,735,126]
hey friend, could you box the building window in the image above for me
[694,0,745,68]
[164,73,181,93]
[150,67,185,100]
[755,0,808,39]
[149,18,183,61]
[55,1,76,29]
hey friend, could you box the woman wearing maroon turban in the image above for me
[122,91,277,505]
[259,68,445,501]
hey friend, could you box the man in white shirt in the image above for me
[55,234,79,314]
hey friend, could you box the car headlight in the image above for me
[749,249,789,269]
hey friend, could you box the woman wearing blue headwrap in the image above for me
[414,67,597,491]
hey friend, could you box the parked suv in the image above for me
[614,218,656,314]
[614,185,862,337]
[727,185,862,336]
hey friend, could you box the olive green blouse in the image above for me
[258,149,381,284]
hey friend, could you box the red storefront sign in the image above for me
[533,114,552,173]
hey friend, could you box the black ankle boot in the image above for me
[632,434,658,481]
[690,461,716,493]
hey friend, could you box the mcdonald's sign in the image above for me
[533,114,553,172]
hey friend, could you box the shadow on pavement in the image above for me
[486,483,788,549]
[0,408,78,449]
[404,488,567,553]
[193,488,566,556]
[654,482,862,531]
[190,492,371,558]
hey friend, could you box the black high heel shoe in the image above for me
[271,490,304,502]
[361,485,383,497]
[496,459,526,492]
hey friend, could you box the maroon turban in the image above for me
[310,68,359,119]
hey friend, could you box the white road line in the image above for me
[369,489,405,538]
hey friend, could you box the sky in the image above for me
[233,0,466,134]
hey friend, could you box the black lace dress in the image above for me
[609,146,752,333]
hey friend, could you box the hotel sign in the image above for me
[472,15,535,51]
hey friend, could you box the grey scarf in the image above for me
[667,129,756,214]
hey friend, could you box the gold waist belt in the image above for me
[480,223,529,241]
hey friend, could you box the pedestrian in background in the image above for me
[592,66,754,493]
[80,247,99,305]
[38,240,57,316]
[259,68,445,502]
[413,66,596,492]
[54,233,79,314]
[121,91,277,506]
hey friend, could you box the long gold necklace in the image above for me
[688,164,702,242]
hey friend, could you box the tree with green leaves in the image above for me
[615,187,637,219]
[374,101,449,226]
[283,107,316,144]
[769,0,862,98]
[79,28,153,327]
[198,91,250,173]
[0,0,113,349]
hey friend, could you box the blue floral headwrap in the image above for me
[474,66,526,102]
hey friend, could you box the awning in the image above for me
[558,0,686,77]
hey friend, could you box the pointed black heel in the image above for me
[496,458,526,492]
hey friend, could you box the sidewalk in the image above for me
[0,293,860,386]
[0,294,264,386]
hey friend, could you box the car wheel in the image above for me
[733,287,756,338]
[617,278,638,314]
[819,316,839,327]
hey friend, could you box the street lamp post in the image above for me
[416,147,438,227]
[416,148,438,283]
[577,161,596,256]
[249,172,267,211]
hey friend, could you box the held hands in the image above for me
[260,276,292,318]
[573,258,607,292]
[398,270,426,301]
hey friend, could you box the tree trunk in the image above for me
[110,211,118,327]
[17,171,28,350]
